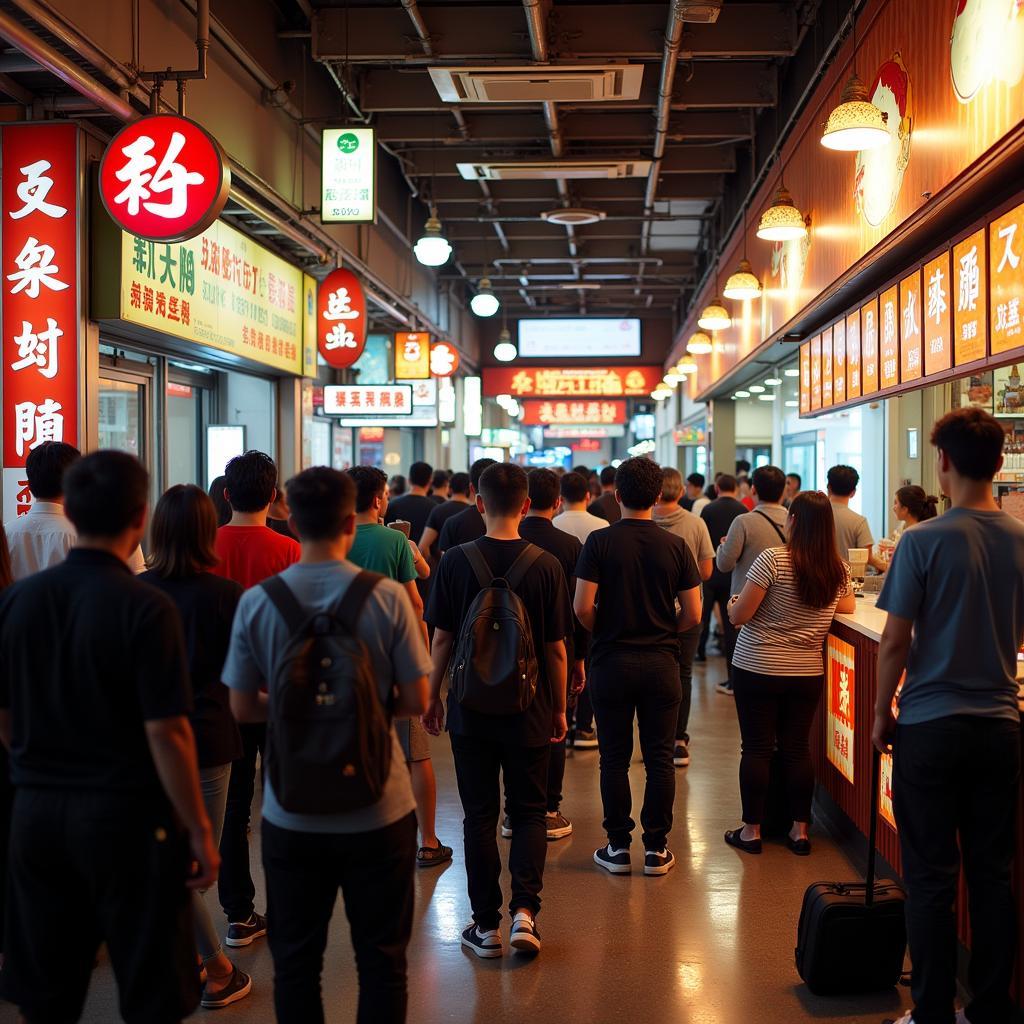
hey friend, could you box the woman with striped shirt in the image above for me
[724,490,855,856]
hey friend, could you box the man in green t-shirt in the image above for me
[345,467,451,869]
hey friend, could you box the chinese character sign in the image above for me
[826,635,856,785]
[322,385,413,416]
[878,674,904,831]
[482,365,663,398]
[954,228,987,365]
[810,334,822,410]
[861,296,879,394]
[900,270,923,383]
[821,326,834,408]
[429,341,460,378]
[880,285,899,390]
[318,267,366,369]
[846,309,861,399]
[833,319,847,406]
[923,250,952,375]
[799,342,811,414]
[321,128,376,224]
[990,201,1024,356]
[99,115,229,243]
[394,332,431,379]
[521,399,626,426]
[2,124,79,521]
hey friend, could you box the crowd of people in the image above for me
[0,405,1018,1024]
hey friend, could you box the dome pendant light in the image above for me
[493,312,516,362]
[686,331,713,355]
[471,277,500,318]
[413,206,452,267]
[821,13,889,152]
[723,204,762,301]
[698,263,731,331]
[757,181,808,242]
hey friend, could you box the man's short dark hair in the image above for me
[615,457,663,510]
[25,441,80,500]
[449,471,470,496]
[409,461,433,488]
[931,407,1005,481]
[470,457,498,492]
[431,469,449,491]
[478,463,528,517]
[527,468,560,512]
[288,468,356,540]
[224,450,278,513]
[716,474,737,493]
[346,466,388,514]
[736,458,752,475]
[827,464,860,497]
[560,471,590,505]
[572,464,590,478]
[599,466,617,487]
[64,451,148,538]
[752,465,786,503]
[786,472,802,488]
[686,472,705,489]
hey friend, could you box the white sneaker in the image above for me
[509,911,541,955]
[593,844,631,874]
[461,923,503,959]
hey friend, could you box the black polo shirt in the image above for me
[385,492,436,545]
[587,491,621,524]
[424,498,472,541]
[0,549,191,796]
[438,504,486,554]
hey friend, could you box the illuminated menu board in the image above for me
[846,309,861,399]
[800,342,811,414]
[810,334,822,410]
[861,296,879,395]
[954,228,987,365]
[879,285,899,390]
[822,326,833,408]
[900,269,923,384]
[990,200,1024,356]
[833,318,847,406]
[923,250,952,375]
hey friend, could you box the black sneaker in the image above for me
[695,650,707,663]
[461,923,503,959]
[573,729,599,749]
[545,811,573,840]
[593,844,631,874]
[200,966,253,1009]
[716,680,734,696]
[673,741,690,767]
[644,848,675,876]
[225,913,266,948]
[501,815,512,839]
[509,911,541,955]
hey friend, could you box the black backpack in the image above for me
[259,571,392,815]
[450,542,543,716]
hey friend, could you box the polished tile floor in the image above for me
[1,654,914,1022]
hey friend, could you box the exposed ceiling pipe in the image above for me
[399,0,434,57]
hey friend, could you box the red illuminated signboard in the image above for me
[394,332,430,379]
[521,399,626,426]
[323,385,412,415]
[900,269,923,383]
[99,114,230,243]
[318,267,367,369]
[483,365,661,398]
[2,124,79,520]
[833,319,846,406]
[826,635,856,784]
[430,341,460,378]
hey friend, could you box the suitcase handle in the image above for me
[865,748,881,908]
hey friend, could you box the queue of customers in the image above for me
[0,405,1018,1024]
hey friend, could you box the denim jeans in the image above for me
[194,764,232,960]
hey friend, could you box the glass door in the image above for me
[98,371,149,462]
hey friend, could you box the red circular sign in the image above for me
[318,267,367,369]
[430,341,460,377]
[99,114,230,243]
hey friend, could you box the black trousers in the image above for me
[218,721,265,922]
[573,686,594,733]
[894,716,1020,1024]
[450,733,549,929]
[262,813,417,1024]
[676,624,702,741]
[1,788,198,1024]
[699,576,737,672]
[590,650,680,850]
[732,667,822,824]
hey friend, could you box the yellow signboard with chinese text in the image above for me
[990,201,1024,356]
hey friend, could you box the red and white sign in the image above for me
[322,385,412,415]
[826,635,856,784]
[2,124,80,521]
[394,331,430,379]
[483,365,661,398]
[430,341,460,378]
[521,399,626,426]
[99,114,230,243]
[879,673,904,830]
[317,267,367,369]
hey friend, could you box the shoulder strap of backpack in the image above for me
[753,509,787,544]
[337,570,383,632]
[460,541,495,588]
[504,543,543,591]
[260,575,307,634]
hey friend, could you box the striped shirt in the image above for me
[732,547,850,677]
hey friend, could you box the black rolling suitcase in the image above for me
[795,751,907,995]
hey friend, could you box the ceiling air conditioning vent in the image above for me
[429,65,644,104]
[675,1,722,22]
[458,160,651,181]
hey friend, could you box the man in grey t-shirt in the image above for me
[826,464,885,571]
[225,467,430,1023]
[873,409,1024,1024]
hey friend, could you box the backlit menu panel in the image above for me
[954,227,987,365]
[899,269,923,383]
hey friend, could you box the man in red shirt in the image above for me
[212,450,299,948]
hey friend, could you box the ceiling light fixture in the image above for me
[723,202,762,300]
[758,393,777,401]
[764,377,782,386]
[733,390,750,399]
[697,299,731,331]
[675,358,698,375]
[496,393,512,407]
[686,331,713,355]
[664,372,683,386]
[748,384,766,394]
[413,207,453,266]
[493,327,517,363]
[541,207,605,226]
[756,182,808,241]
[784,399,799,407]
[784,367,800,377]
[470,277,500,317]
[821,13,890,152]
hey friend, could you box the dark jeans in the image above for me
[676,624,702,741]
[894,716,1020,1024]
[590,650,680,850]
[219,721,266,922]
[450,732,549,929]
[547,735,565,813]
[573,686,594,733]
[732,667,822,823]
[262,813,417,1024]
[700,576,737,673]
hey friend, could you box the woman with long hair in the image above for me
[894,484,939,528]
[141,486,252,1009]
[208,474,233,528]
[724,490,855,856]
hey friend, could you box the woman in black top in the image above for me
[142,485,251,1009]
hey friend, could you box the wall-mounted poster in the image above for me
[994,363,1024,417]
[950,0,1024,104]
[826,635,856,785]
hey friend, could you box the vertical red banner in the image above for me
[2,124,79,520]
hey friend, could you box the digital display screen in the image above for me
[517,318,641,358]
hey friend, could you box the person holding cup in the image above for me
[827,465,888,573]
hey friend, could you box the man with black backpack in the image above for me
[424,462,570,960]
[223,467,430,1024]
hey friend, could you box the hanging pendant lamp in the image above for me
[686,331,713,355]
[723,203,762,300]
[757,182,807,242]
[414,207,452,267]
[821,13,889,152]
[471,277,500,317]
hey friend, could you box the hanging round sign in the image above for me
[430,341,460,377]
[99,114,230,243]
[318,267,367,369]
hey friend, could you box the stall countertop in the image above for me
[833,593,887,643]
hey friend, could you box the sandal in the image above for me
[201,966,253,1009]
[724,828,762,855]
[417,840,453,868]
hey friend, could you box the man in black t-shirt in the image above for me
[517,469,588,842]
[587,465,621,523]
[385,461,436,544]
[0,452,217,1024]
[419,471,471,560]
[575,457,702,878]
[437,457,497,555]
[425,463,569,960]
